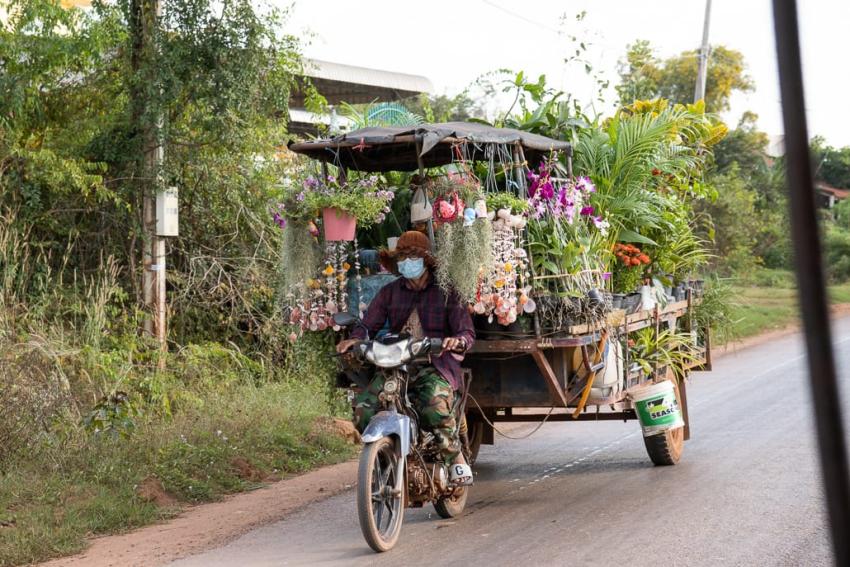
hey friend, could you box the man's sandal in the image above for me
[450,463,473,486]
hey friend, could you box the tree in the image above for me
[615,40,662,104]
[0,0,306,349]
[406,92,482,123]
[810,136,850,189]
[616,41,754,112]
[713,112,769,174]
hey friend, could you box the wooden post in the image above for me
[137,0,166,356]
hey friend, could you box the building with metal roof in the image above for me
[288,59,433,135]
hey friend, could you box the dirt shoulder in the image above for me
[40,307,850,567]
[38,460,357,567]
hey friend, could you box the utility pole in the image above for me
[694,0,712,103]
[135,0,167,356]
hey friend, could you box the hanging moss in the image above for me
[435,220,494,303]
[279,220,321,295]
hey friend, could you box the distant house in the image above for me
[815,182,850,209]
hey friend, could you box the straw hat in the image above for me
[378,230,436,274]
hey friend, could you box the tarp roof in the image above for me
[288,122,572,172]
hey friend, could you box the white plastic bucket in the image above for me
[631,380,684,437]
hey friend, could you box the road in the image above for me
[171,318,850,567]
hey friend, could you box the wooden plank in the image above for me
[490,410,638,422]
[470,300,698,354]
[538,335,599,348]
[679,377,691,441]
[468,339,537,354]
[531,350,569,407]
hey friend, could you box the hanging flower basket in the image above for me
[322,207,357,241]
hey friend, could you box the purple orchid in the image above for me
[576,176,596,193]
[580,206,594,216]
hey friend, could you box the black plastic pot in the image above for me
[611,293,627,310]
[622,293,642,314]
[473,314,533,339]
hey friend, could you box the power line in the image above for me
[480,0,562,35]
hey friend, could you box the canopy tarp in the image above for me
[287,122,572,172]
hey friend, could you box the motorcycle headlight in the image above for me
[366,340,413,368]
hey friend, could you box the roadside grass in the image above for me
[727,269,850,341]
[0,340,355,567]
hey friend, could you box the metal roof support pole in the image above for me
[415,135,435,248]
[773,0,850,562]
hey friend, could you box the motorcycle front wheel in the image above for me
[434,486,468,518]
[357,437,404,552]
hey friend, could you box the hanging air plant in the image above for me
[434,219,494,304]
[279,218,322,294]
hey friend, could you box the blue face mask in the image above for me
[398,257,426,279]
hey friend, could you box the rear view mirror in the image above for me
[332,312,358,328]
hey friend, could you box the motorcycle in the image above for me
[333,311,473,552]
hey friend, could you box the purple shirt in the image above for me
[351,275,475,390]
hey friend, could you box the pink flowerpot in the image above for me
[322,207,357,241]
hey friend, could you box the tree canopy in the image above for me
[1,0,306,346]
[616,40,754,112]
[811,137,850,189]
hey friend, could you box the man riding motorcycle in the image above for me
[336,230,475,486]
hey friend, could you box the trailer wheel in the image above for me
[642,371,685,466]
[465,413,484,465]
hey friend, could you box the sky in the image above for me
[281,0,850,147]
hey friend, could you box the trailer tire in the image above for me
[642,372,685,466]
[465,414,484,465]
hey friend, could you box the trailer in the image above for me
[289,122,712,467]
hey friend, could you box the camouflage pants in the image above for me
[353,367,461,463]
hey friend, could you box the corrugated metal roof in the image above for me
[303,59,433,96]
[815,182,850,199]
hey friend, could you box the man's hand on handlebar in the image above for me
[442,336,467,353]
[336,338,359,354]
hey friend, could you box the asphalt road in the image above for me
[172,318,850,567]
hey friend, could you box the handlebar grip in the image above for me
[429,338,444,352]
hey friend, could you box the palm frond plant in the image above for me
[630,327,702,382]
[339,101,424,129]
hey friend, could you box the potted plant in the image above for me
[310,175,395,241]
[629,328,702,382]
[611,243,650,313]
[523,163,611,328]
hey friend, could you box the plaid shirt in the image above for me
[351,275,475,390]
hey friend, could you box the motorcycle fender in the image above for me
[361,411,411,456]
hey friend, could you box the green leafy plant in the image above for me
[693,277,740,345]
[486,192,528,214]
[83,391,140,439]
[629,327,701,381]
[611,243,649,293]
